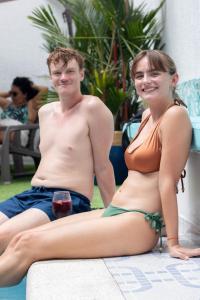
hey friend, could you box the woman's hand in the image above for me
[168,244,200,260]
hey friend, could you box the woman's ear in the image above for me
[172,73,179,87]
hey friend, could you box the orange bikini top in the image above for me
[125,103,186,192]
[125,114,162,173]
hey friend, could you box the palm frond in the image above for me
[28,5,68,51]
[29,0,165,126]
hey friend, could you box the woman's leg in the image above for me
[0,129,4,143]
[0,212,157,286]
[0,128,14,143]
[0,206,103,254]
[29,208,104,233]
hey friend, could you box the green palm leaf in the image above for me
[29,0,165,128]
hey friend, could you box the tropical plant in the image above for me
[28,0,165,128]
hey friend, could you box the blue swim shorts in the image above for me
[0,186,91,221]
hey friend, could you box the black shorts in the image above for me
[0,186,91,221]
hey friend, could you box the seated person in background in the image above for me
[0,49,199,288]
[0,47,115,258]
[0,77,47,145]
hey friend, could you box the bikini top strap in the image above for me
[138,113,151,131]
[129,113,151,143]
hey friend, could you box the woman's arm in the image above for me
[0,97,11,109]
[0,91,10,98]
[158,106,200,259]
[27,85,48,123]
[0,93,10,110]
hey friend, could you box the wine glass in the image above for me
[52,191,72,219]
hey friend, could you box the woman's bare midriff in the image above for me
[112,170,162,213]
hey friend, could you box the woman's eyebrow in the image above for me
[135,71,143,75]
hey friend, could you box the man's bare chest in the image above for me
[39,115,89,152]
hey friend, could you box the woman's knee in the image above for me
[8,231,38,258]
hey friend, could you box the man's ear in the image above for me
[80,69,85,81]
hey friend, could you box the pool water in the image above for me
[0,278,26,300]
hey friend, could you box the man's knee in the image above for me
[0,225,13,245]
[0,211,9,225]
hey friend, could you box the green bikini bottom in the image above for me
[102,204,164,250]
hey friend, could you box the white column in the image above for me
[178,152,200,246]
[163,0,200,82]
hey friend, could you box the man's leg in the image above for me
[0,208,50,254]
[0,212,9,225]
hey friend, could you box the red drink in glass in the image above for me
[52,191,72,219]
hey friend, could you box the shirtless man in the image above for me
[0,47,115,254]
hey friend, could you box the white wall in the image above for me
[163,0,200,83]
[134,0,200,83]
[1,0,200,90]
[133,0,161,10]
[0,0,65,91]
[162,0,200,245]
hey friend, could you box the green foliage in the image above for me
[88,69,128,117]
[28,5,68,52]
[28,0,165,127]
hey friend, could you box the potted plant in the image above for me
[28,0,164,183]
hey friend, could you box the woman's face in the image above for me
[133,56,178,103]
[10,85,27,107]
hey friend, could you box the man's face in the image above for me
[50,59,84,96]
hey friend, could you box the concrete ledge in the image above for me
[26,259,124,300]
[26,243,200,300]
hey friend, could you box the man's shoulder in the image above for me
[82,95,101,104]
[81,95,113,125]
[81,95,109,112]
[39,101,58,114]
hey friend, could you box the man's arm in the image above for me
[87,96,116,207]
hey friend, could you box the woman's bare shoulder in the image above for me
[160,105,192,136]
[163,105,191,124]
